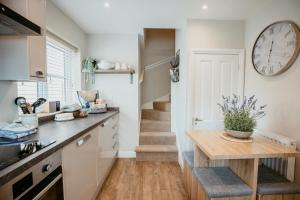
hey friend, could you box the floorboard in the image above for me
[97,159,188,200]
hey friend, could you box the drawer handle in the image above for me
[77,134,91,147]
[101,121,109,127]
[112,125,118,130]
[112,133,118,139]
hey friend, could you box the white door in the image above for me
[190,49,244,131]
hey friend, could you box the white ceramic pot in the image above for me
[225,129,253,139]
[98,60,115,70]
[20,114,38,128]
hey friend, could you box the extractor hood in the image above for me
[0,3,41,35]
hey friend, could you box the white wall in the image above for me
[86,34,140,157]
[173,27,188,166]
[0,81,18,122]
[0,1,87,123]
[187,19,245,49]
[172,19,245,166]
[142,29,175,105]
[46,0,87,56]
[244,0,300,183]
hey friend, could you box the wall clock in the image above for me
[252,21,300,76]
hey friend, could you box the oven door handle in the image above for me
[32,173,62,200]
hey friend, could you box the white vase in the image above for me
[225,129,253,139]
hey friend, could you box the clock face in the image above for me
[252,21,300,76]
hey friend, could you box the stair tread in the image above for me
[142,109,170,113]
[141,119,170,124]
[153,101,170,104]
[140,132,175,137]
[136,145,177,152]
[153,101,171,112]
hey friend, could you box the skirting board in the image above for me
[118,151,136,158]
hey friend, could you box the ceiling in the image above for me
[51,0,271,34]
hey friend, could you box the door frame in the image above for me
[186,48,245,132]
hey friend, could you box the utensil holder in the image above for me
[20,114,38,128]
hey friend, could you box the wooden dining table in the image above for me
[187,130,300,200]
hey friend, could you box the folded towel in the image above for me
[0,128,38,139]
[0,122,38,139]
[1,123,37,133]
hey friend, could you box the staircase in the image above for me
[136,101,178,161]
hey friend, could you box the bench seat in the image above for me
[193,167,252,198]
[258,165,300,195]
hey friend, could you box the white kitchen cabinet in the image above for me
[62,127,98,200]
[0,0,47,81]
[1,0,46,29]
[0,36,46,81]
[97,114,119,188]
[62,114,119,200]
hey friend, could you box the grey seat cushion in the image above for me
[258,165,289,184]
[183,151,194,168]
[257,182,300,195]
[193,167,252,198]
[257,165,300,195]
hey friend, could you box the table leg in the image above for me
[229,158,259,200]
[193,145,209,168]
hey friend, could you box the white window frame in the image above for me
[17,36,78,106]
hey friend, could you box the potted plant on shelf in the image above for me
[82,57,97,84]
[218,95,266,139]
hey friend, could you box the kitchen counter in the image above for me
[0,109,119,186]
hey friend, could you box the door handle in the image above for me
[194,117,203,122]
[30,70,45,78]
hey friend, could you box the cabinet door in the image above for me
[62,128,98,200]
[28,36,46,81]
[97,116,119,187]
[27,0,46,29]
[97,123,112,187]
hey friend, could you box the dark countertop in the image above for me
[0,109,119,186]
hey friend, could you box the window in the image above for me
[18,37,76,106]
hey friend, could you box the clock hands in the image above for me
[267,40,274,67]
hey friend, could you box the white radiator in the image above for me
[254,129,297,182]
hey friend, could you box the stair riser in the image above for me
[136,152,178,161]
[142,111,170,121]
[139,136,176,145]
[153,102,171,112]
[141,123,170,132]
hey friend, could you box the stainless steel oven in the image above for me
[0,150,63,200]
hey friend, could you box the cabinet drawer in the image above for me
[101,116,118,129]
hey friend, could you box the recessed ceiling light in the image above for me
[104,2,110,8]
[202,4,208,10]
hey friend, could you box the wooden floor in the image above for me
[97,159,188,200]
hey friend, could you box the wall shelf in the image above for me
[94,69,135,84]
[95,69,135,74]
